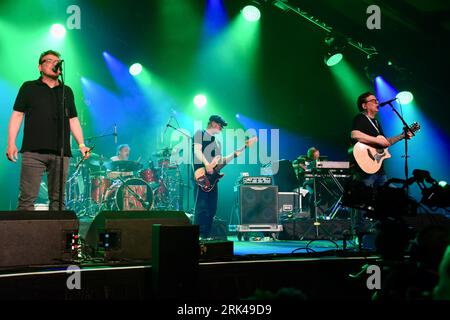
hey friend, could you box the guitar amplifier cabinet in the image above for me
[240,185,278,225]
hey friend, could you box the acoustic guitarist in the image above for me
[350,92,413,183]
[349,92,412,238]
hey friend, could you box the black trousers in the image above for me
[18,151,69,211]
[194,184,218,238]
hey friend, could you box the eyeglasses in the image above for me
[365,98,379,104]
[40,58,61,65]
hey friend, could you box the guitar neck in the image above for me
[222,145,247,167]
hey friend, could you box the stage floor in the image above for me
[227,236,361,256]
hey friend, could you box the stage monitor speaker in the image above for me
[84,211,191,261]
[0,211,79,268]
[240,185,278,225]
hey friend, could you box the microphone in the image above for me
[379,98,398,107]
[52,60,64,73]
[114,124,118,144]
[163,116,173,135]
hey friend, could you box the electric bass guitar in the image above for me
[194,136,258,192]
[352,122,420,174]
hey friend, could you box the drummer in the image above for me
[108,144,134,179]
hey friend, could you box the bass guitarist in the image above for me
[192,115,231,240]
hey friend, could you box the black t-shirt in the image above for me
[351,113,385,142]
[13,78,78,157]
[350,113,386,175]
[192,130,221,172]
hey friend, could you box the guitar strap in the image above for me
[362,113,380,134]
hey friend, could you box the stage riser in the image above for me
[0,257,378,300]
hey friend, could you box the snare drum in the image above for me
[107,178,153,211]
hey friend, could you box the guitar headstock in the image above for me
[245,136,258,148]
[409,122,421,134]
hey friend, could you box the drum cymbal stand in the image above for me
[66,161,83,214]
[115,175,152,211]
[165,123,194,213]
[68,146,95,217]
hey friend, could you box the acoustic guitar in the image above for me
[352,122,420,174]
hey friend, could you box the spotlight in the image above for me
[50,24,66,39]
[324,51,343,67]
[129,63,142,76]
[396,91,414,105]
[242,5,261,22]
[324,35,345,66]
[194,94,207,109]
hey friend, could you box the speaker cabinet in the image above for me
[0,211,79,267]
[152,224,199,298]
[240,185,278,225]
[85,211,191,261]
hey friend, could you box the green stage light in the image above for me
[439,181,447,188]
[324,35,345,67]
[50,24,66,39]
[129,63,142,76]
[324,52,343,67]
[396,91,414,104]
[242,5,261,22]
[194,94,207,108]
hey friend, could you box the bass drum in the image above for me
[109,178,154,211]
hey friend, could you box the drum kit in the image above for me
[66,147,182,218]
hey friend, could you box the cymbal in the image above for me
[86,153,112,167]
[105,160,143,172]
[154,164,178,170]
[153,147,172,157]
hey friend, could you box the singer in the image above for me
[348,92,412,239]
[6,50,90,211]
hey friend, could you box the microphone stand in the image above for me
[84,132,116,142]
[58,66,66,212]
[166,123,193,213]
[385,101,416,197]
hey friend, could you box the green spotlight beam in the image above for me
[193,12,261,124]
[328,58,372,113]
